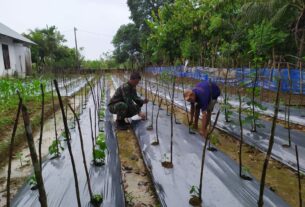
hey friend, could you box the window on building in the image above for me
[2,44,10,69]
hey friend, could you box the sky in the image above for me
[0,0,131,60]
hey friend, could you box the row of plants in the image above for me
[125,72,304,207]
[5,75,107,207]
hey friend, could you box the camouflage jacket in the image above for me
[108,82,144,106]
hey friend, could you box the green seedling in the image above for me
[93,149,106,166]
[27,175,38,190]
[96,133,107,150]
[14,152,24,167]
[60,131,68,141]
[99,110,105,121]
[48,140,64,158]
[207,133,219,152]
[91,194,103,206]
[189,185,201,206]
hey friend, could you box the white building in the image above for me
[0,22,35,77]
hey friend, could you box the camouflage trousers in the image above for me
[109,101,141,120]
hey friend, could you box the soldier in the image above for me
[109,72,148,130]
[183,80,220,137]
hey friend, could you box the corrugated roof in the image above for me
[0,22,35,45]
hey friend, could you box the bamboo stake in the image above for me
[21,104,48,207]
[198,110,220,202]
[39,83,44,170]
[170,76,176,164]
[89,108,96,164]
[68,104,93,200]
[51,81,59,156]
[295,145,303,207]
[54,80,81,207]
[6,92,22,207]
[257,79,281,207]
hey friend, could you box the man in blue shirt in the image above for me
[183,80,220,137]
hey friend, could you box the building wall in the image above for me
[0,36,31,77]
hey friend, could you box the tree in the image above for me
[112,23,141,68]
[24,26,66,66]
[242,0,305,58]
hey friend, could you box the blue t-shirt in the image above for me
[192,81,220,111]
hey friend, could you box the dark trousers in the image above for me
[109,101,141,120]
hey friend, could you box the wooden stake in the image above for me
[54,80,81,207]
[6,92,22,207]
[257,80,281,207]
[21,104,47,207]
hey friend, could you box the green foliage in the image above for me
[27,175,37,186]
[48,140,63,157]
[14,152,24,167]
[242,166,251,174]
[24,26,82,69]
[189,185,200,197]
[91,194,103,205]
[96,133,107,150]
[60,131,68,141]
[99,110,105,119]
[210,134,219,146]
[113,0,305,65]
[112,23,141,65]
[93,149,106,161]
[0,77,48,114]
[247,20,288,63]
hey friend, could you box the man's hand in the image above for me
[138,111,146,120]
[143,99,149,104]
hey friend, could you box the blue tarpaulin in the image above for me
[146,66,305,94]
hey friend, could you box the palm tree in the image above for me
[242,0,305,58]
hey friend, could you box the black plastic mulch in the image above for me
[132,102,290,207]
[138,79,305,174]
[12,82,125,207]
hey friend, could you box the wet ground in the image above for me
[0,94,82,206]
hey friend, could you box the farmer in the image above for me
[109,72,148,130]
[183,80,220,137]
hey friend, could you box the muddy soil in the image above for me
[110,80,159,207]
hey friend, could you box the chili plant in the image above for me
[48,140,64,158]
[189,185,201,206]
[27,175,38,190]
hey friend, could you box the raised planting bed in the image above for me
[11,79,125,207]
[131,102,289,207]
[135,77,305,174]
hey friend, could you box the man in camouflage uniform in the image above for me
[109,72,148,130]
